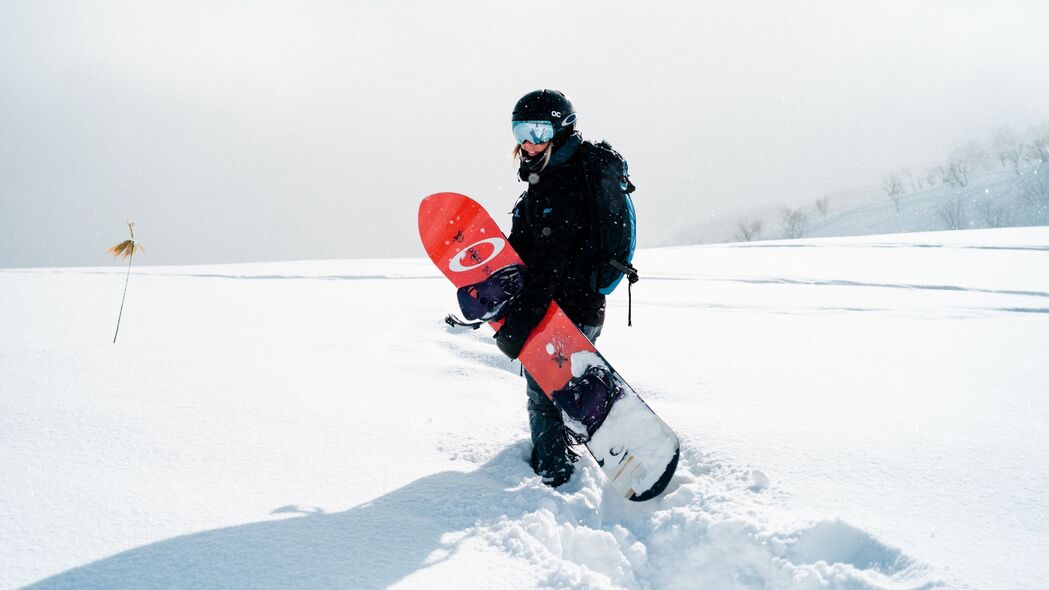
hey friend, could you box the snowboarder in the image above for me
[495,89,637,488]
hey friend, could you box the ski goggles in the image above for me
[512,120,556,145]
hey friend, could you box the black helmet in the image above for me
[511,89,576,142]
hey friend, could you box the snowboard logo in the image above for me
[449,237,506,273]
[545,338,569,368]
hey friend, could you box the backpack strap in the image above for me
[578,142,602,275]
[580,140,638,326]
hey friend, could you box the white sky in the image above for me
[2,0,1048,267]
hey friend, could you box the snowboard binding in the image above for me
[455,264,526,322]
[553,364,625,444]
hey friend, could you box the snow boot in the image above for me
[528,397,578,488]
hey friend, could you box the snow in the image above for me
[570,351,604,379]
[2,228,1048,589]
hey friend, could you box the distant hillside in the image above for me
[669,162,1049,245]
[807,163,1049,239]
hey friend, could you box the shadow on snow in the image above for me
[27,447,534,590]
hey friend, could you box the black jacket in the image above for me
[505,133,605,334]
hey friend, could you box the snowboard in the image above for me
[418,192,679,501]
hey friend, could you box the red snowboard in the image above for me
[419,192,679,501]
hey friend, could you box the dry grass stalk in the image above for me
[108,222,144,343]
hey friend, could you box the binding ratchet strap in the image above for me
[609,259,640,326]
[445,314,484,330]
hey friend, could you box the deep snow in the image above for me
[2,227,1048,589]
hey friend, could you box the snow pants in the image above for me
[525,323,602,487]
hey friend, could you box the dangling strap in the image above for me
[627,280,633,327]
[609,259,640,327]
[445,314,484,330]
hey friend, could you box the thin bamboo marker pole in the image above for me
[113,248,134,344]
[108,221,141,344]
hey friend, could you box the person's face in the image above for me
[521,141,549,157]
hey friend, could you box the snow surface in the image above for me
[2,228,1048,589]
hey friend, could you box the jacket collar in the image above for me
[519,132,583,180]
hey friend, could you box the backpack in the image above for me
[580,140,639,297]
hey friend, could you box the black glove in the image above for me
[494,299,549,360]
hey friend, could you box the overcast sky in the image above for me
[2,1,1048,268]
